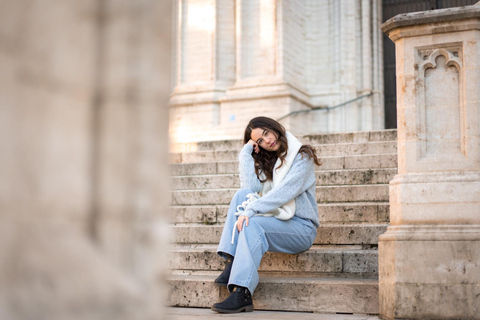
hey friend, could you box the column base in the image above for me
[379,225,480,319]
[380,171,480,319]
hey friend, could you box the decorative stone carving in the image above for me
[416,47,465,163]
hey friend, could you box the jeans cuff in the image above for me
[227,280,255,295]
[217,249,235,260]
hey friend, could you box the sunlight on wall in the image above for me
[260,0,275,50]
[187,0,215,33]
[171,122,199,151]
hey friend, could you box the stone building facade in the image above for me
[169,0,385,143]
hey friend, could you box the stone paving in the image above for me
[167,307,381,320]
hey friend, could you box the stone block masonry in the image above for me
[170,0,385,144]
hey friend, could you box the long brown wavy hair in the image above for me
[243,117,321,182]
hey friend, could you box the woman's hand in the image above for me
[247,139,260,154]
[236,215,249,232]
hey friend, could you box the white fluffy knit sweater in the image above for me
[238,142,320,228]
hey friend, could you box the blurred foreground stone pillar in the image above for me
[379,4,480,320]
[0,1,171,319]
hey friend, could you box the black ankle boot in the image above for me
[214,255,233,287]
[211,286,253,313]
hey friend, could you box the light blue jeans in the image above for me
[217,189,317,294]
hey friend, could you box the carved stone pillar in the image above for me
[379,4,480,320]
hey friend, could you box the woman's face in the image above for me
[250,127,281,152]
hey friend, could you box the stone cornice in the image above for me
[169,81,316,108]
[381,4,480,37]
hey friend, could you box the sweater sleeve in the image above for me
[240,153,316,218]
[238,143,262,192]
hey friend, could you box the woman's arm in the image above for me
[240,153,315,218]
[238,143,262,192]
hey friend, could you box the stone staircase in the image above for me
[168,129,397,314]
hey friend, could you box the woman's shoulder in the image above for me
[292,151,314,166]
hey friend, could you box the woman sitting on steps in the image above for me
[211,116,321,313]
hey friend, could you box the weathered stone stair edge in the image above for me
[171,153,398,175]
[171,223,389,245]
[171,201,390,207]
[170,202,390,224]
[171,168,397,190]
[169,245,378,274]
[171,269,379,280]
[173,167,397,177]
[170,141,398,163]
[171,129,398,153]
[171,243,372,249]
[168,274,379,314]
[171,184,389,205]
[172,140,397,156]
[171,184,389,193]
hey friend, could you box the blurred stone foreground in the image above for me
[0,1,172,319]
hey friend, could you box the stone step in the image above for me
[170,202,389,224]
[317,168,396,186]
[171,129,397,153]
[168,274,379,314]
[170,141,397,164]
[318,202,390,224]
[318,184,389,203]
[169,245,378,275]
[171,185,389,206]
[171,153,397,176]
[171,223,388,245]
[171,161,238,176]
[171,168,397,190]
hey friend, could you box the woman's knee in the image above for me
[239,219,268,250]
[241,217,265,236]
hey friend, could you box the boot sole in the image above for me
[211,304,254,313]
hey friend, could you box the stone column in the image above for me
[221,0,311,137]
[379,4,480,320]
[170,0,235,142]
